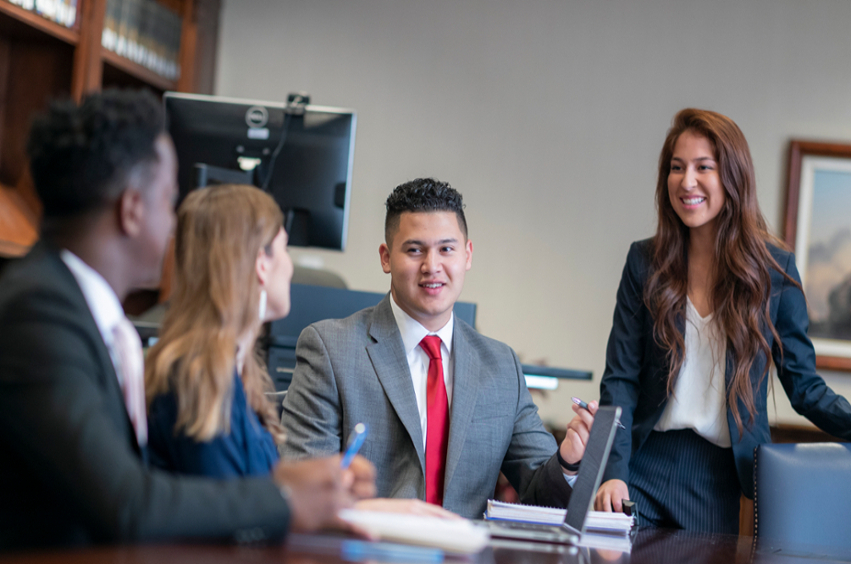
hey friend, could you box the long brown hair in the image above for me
[145,184,285,443]
[647,108,797,436]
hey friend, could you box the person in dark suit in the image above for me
[0,90,374,550]
[281,178,597,520]
[596,108,851,533]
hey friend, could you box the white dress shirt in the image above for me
[61,250,148,446]
[388,295,577,486]
[389,294,454,451]
[654,298,731,448]
[60,250,127,383]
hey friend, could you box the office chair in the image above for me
[754,442,851,549]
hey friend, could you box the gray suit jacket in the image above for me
[281,295,571,519]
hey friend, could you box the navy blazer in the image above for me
[149,371,279,478]
[600,238,851,498]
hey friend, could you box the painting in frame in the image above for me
[784,140,851,371]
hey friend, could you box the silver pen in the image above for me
[572,397,626,430]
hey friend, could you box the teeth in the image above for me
[422,283,442,288]
[683,197,705,205]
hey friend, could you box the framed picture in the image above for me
[784,140,851,371]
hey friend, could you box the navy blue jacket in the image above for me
[149,371,279,478]
[600,238,851,498]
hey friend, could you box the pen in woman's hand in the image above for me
[341,423,368,468]
[572,397,626,430]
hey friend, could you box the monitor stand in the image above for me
[193,163,253,189]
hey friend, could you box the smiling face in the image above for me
[379,211,473,332]
[667,130,726,240]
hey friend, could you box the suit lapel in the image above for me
[366,296,425,470]
[48,246,143,456]
[443,321,479,492]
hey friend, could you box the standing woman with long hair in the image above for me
[145,184,291,476]
[596,109,851,533]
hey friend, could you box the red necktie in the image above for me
[419,335,449,506]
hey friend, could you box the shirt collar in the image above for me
[389,293,454,356]
[60,250,125,345]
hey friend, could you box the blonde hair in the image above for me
[145,184,285,443]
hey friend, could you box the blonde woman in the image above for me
[146,184,292,476]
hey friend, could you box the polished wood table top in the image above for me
[1,528,848,564]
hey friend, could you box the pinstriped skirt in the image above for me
[629,429,740,534]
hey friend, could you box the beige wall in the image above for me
[215,0,851,428]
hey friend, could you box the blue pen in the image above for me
[572,397,626,430]
[341,422,368,468]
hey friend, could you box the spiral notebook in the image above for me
[486,500,633,534]
[484,405,623,545]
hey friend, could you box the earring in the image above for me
[258,289,267,320]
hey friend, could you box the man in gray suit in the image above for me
[281,178,595,519]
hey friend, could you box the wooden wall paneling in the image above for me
[739,497,754,537]
[0,38,73,188]
[0,183,37,254]
[190,0,219,95]
[0,35,38,256]
[175,0,195,92]
[0,2,79,44]
[102,48,175,91]
[0,34,9,161]
[71,0,107,101]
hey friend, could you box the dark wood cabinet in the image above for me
[0,0,219,258]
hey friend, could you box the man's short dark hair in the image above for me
[384,178,467,243]
[26,88,165,219]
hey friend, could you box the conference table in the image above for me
[1,528,848,564]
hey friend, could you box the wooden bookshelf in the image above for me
[102,46,176,91]
[0,2,79,45]
[0,0,219,259]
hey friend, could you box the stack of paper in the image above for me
[485,500,633,535]
[578,531,634,553]
[338,509,490,554]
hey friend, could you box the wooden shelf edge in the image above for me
[101,47,177,91]
[0,1,79,45]
[0,238,31,258]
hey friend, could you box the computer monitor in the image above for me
[163,92,356,250]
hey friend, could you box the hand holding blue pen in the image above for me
[341,423,368,468]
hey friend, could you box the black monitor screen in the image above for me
[164,92,356,250]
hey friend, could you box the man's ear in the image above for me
[379,242,391,274]
[118,188,145,237]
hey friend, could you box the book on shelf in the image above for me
[5,0,78,28]
[485,499,634,535]
[101,0,181,81]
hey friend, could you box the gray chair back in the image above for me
[754,442,851,549]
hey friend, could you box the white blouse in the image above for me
[654,298,731,448]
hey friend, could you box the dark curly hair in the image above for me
[27,88,165,219]
[384,178,467,243]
